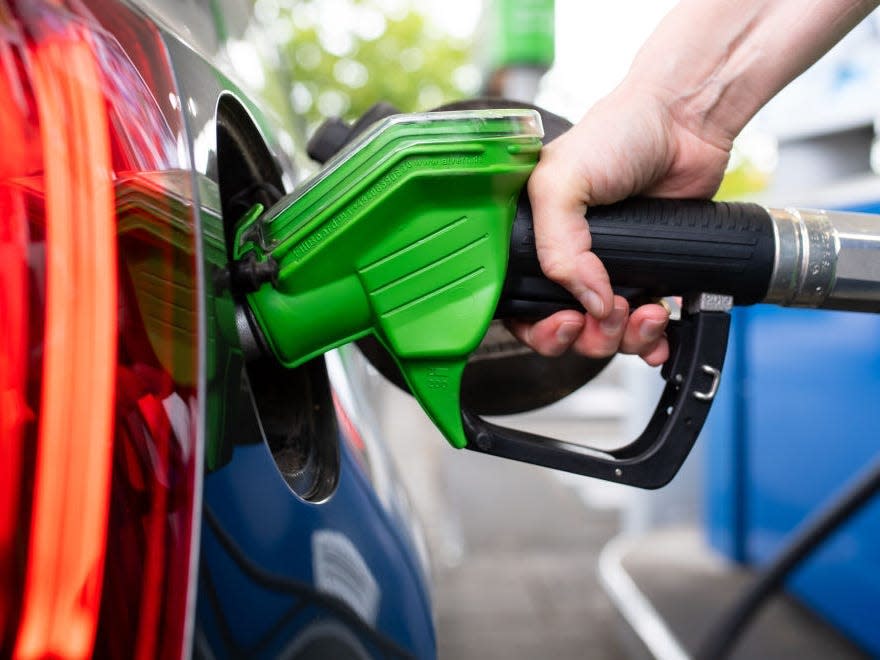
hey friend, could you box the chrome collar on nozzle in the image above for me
[764,208,880,313]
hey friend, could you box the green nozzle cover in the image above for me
[238,110,543,448]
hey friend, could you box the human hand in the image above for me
[509,82,733,366]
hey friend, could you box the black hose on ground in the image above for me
[696,453,880,659]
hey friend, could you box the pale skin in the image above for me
[514,0,880,364]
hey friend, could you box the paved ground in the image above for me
[375,379,870,660]
[611,528,869,659]
[379,383,627,660]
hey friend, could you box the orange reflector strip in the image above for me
[14,27,117,660]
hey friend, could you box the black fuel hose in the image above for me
[696,453,880,659]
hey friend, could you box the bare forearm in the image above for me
[629,0,879,148]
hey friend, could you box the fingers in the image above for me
[507,310,585,358]
[620,303,670,366]
[527,140,613,320]
[508,297,670,366]
[571,296,630,357]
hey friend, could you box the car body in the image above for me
[0,0,435,657]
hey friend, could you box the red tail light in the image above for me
[1,2,200,658]
[0,86,31,655]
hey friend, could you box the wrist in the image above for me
[622,0,879,151]
[622,37,748,153]
[631,69,741,155]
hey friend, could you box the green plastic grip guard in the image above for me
[235,109,543,448]
[233,110,543,447]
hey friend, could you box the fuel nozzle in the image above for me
[233,109,544,448]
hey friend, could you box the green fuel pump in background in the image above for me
[483,0,554,101]
[486,0,555,70]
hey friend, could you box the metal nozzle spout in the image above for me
[765,207,880,313]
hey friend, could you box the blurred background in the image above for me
[255,1,880,657]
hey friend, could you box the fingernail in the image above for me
[556,321,581,345]
[600,304,626,336]
[579,289,605,317]
[640,318,666,342]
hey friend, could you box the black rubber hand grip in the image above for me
[497,195,776,319]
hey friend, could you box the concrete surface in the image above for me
[604,528,869,660]
[379,381,627,660]
[372,356,867,660]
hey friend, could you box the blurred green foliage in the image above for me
[715,133,777,200]
[261,0,480,132]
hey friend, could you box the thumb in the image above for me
[527,137,613,319]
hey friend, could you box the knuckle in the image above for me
[527,164,555,202]
[577,251,609,284]
[539,255,573,285]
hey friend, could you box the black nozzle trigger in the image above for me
[461,294,732,489]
